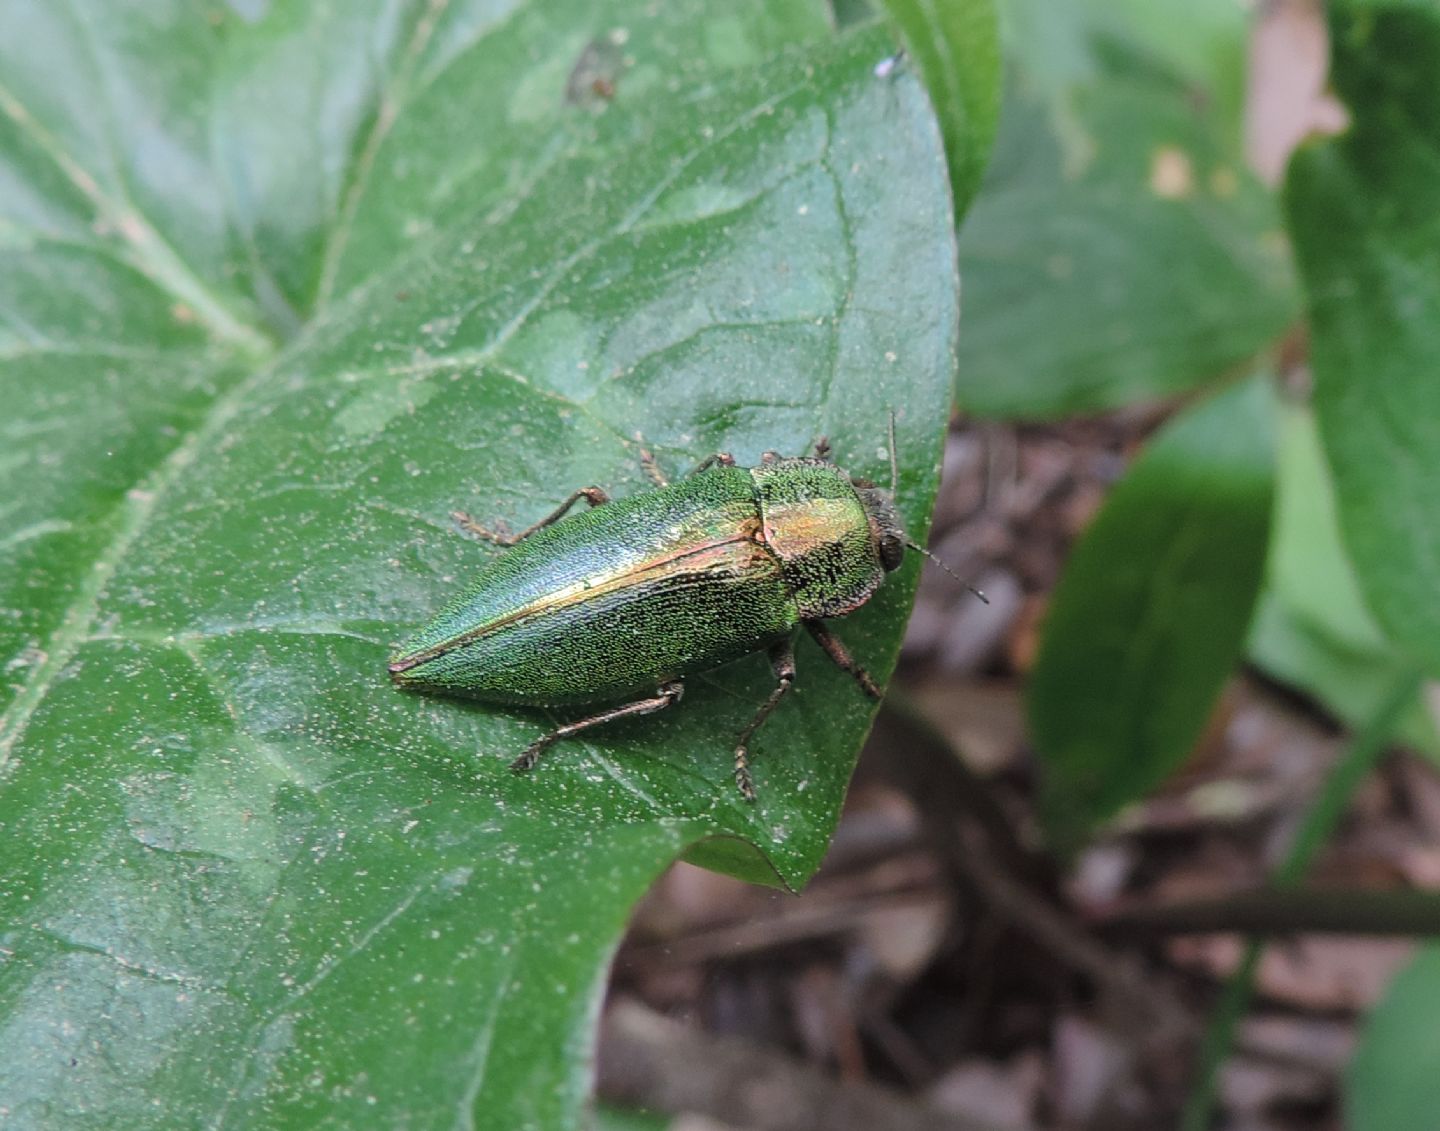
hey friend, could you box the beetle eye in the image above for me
[879,534,905,572]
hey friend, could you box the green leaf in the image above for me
[0,3,970,1127]
[1347,944,1440,1131]
[955,0,1298,418]
[1029,375,1275,844]
[1285,2,1440,678]
[875,0,1001,215]
[315,0,837,307]
[1247,402,1440,758]
[1002,0,1250,125]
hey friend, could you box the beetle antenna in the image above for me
[906,540,988,603]
[886,411,899,496]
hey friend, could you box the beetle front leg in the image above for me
[804,620,881,700]
[761,436,828,464]
[732,638,798,802]
[453,486,609,547]
[510,680,685,774]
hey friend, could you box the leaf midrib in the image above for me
[0,77,271,354]
[0,355,273,766]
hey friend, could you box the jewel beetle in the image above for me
[388,429,935,801]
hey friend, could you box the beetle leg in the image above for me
[732,638,798,802]
[805,620,881,700]
[510,680,685,774]
[453,486,609,546]
[812,435,832,460]
[686,451,736,477]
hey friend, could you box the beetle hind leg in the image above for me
[510,680,685,774]
[732,638,798,802]
[454,486,609,547]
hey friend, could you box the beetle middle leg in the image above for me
[685,451,736,477]
[510,680,685,774]
[635,443,734,484]
[732,638,798,803]
[453,486,609,547]
[805,620,881,700]
[636,443,669,488]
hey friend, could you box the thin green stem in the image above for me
[1179,667,1425,1131]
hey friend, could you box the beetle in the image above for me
[388,429,928,801]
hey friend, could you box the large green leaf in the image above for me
[955,0,1298,418]
[1285,2,1440,678]
[1028,376,1275,844]
[0,3,967,1127]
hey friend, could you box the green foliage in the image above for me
[957,0,1297,417]
[1028,376,1275,842]
[1347,945,1440,1131]
[1285,3,1440,679]
[0,2,996,1126]
[989,0,1434,840]
[1292,4,1440,1125]
[1248,404,1440,757]
[1008,0,1440,1117]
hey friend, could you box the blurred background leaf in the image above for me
[1288,6,1440,1126]
[1285,2,1440,680]
[1347,943,1440,1131]
[1028,375,1275,844]
[955,0,1298,418]
[1248,401,1440,759]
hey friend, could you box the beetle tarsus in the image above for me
[510,741,550,774]
[730,639,798,802]
[453,510,505,543]
[687,452,736,477]
[734,752,757,802]
[805,620,881,700]
[636,442,669,488]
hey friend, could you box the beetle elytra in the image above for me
[388,431,920,801]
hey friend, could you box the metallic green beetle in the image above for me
[388,438,911,801]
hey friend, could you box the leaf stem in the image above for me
[1179,666,1426,1131]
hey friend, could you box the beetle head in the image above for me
[856,413,990,603]
[853,484,907,573]
[852,410,906,572]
